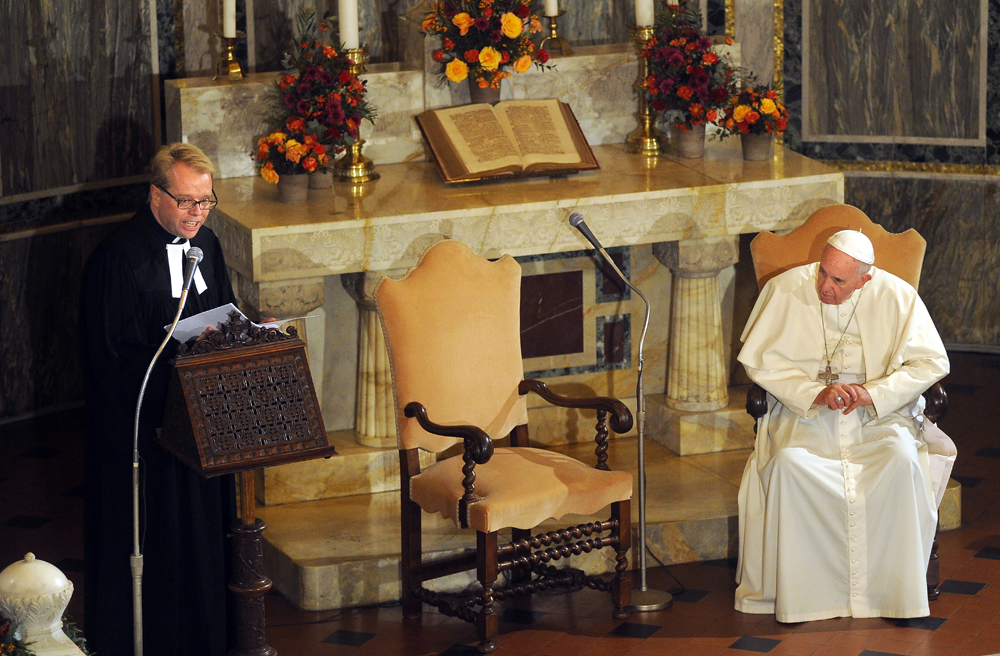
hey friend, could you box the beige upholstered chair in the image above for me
[376,239,634,652]
[746,203,949,599]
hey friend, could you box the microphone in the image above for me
[181,247,204,294]
[569,213,605,254]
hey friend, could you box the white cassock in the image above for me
[735,263,954,622]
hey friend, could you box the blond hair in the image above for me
[150,143,216,189]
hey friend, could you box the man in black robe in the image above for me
[80,143,236,656]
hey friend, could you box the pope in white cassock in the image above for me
[734,229,955,622]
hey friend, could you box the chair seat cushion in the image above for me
[411,447,633,533]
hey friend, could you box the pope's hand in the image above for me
[815,383,869,413]
[841,384,872,414]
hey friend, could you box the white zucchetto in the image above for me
[827,229,875,265]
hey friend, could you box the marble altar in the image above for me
[207,140,843,505]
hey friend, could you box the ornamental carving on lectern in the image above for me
[178,310,297,356]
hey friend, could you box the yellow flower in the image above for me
[733,104,750,123]
[446,59,469,82]
[760,98,776,114]
[452,12,475,36]
[500,12,523,39]
[261,163,279,184]
[513,54,532,73]
[479,46,502,70]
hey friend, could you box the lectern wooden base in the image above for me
[230,472,276,656]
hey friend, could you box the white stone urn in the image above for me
[0,553,84,655]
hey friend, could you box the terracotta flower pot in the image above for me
[673,123,706,159]
[277,173,309,204]
[741,132,774,161]
[468,79,502,105]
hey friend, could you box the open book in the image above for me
[415,98,599,183]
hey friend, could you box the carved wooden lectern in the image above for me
[158,312,337,656]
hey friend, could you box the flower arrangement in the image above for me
[640,6,733,131]
[256,118,330,183]
[717,81,789,137]
[254,10,376,184]
[422,0,551,89]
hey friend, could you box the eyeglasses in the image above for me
[155,184,219,211]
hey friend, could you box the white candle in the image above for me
[223,0,236,38]
[544,0,559,17]
[338,0,360,50]
[634,0,654,26]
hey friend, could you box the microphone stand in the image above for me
[130,253,201,656]
[569,214,671,612]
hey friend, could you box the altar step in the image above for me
[257,437,750,611]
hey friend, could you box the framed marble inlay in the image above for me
[518,248,631,379]
[801,0,987,147]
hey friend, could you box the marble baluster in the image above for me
[650,237,754,455]
[343,272,398,449]
[656,237,738,410]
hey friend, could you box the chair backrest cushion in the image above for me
[376,240,529,452]
[750,204,926,291]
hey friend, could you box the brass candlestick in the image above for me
[539,11,572,56]
[214,31,245,82]
[333,47,380,183]
[625,24,666,156]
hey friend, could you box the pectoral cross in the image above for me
[818,364,839,386]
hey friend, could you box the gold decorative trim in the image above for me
[726,0,735,39]
[774,0,784,104]
[827,161,1000,176]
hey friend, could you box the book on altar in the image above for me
[167,303,278,343]
[415,98,599,183]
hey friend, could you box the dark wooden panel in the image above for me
[0,0,156,197]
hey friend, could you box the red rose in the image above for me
[536,48,549,64]
[432,50,444,62]
[483,7,493,17]
[501,51,509,63]
[515,4,530,18]
[465,49,480,62]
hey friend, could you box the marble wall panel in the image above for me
[803,0,984,144]
[0,0,156,197]
[735,0,775,84]
[845,173,1000,347]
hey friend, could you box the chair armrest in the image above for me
[404,401,494,529]
[746,383,769,420]
[404,402,493,464]
[519,379,634,434]
[922,382,948,424]
[519,379,633,471]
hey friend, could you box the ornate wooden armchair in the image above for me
[744,203,949,599]
[375,239,634,653]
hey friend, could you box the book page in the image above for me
[435,104,523,174]
[497,99,583,168]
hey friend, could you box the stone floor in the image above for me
[1,351,998,655]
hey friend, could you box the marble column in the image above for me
[342,272,400,449]
[650,237,754,455]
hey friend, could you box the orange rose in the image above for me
[500,12,523,39]
[513,54,532,73]
[452,12,475,36]
[323,45,336,59]
[446,59,469,82]
[746,110,760,124]
[302,156,318,172]
[479,46,502,70]
[676,86,693,100]
[702,52,719,65]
